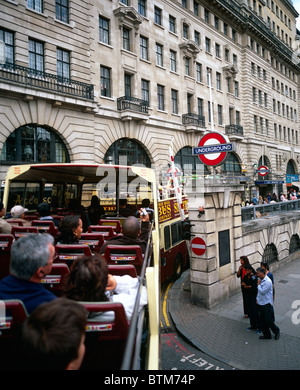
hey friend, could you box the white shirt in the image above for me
[87,275,148,322]
[257,275,273,306]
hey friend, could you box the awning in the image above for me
[292,182,300,187]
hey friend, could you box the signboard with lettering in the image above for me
[193,132,233,166]
[158,196,188,224]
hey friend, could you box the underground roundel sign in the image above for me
[196,132,231,166]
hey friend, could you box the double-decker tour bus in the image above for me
[1,163,160,370]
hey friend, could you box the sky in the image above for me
[294,0,300,29]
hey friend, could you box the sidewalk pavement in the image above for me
[168,258,300,370]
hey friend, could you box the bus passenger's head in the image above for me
[122,216,140,239]
[63,255,108,302]
[58,215,83,243]
[10,234,55,281]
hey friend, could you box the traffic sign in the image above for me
[193,132,232,166]
[191,237,206,256]
[258,165,268,176]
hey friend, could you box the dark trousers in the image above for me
[244,294,260,329]
[257,303,279,337]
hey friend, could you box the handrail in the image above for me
[120,222,153,370]
[0,63,94,100]
[242,199,300,222]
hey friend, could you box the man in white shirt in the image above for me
[256,267,280,340]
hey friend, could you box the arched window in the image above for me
[221,153,241,175]
[0,125,69,163]
[174,146,209,176]
[104,138,151,167]
[262,243,278,265]
[289,234,300,254]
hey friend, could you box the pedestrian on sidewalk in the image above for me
[241,264,260,333]
[237,256,255,318]
[256,267,280,340]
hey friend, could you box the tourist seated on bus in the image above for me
[99,212,152,257]
[118,198,134,217]
[20,298,87,370]
[0,234,57,314]
[135,198,154,222]
[87,195,105,225]
[0,201,12,234]
[37,202,60,227]
[62,254,147,322]
[55,215,83,245]
[68,198,89,232]
[7,205,31,227]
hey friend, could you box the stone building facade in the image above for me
[0,0,299,201]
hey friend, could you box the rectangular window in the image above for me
[141,79,149,104]
[55,0,69,24]
[138,0,146,17]
[28,0,43,13]
[140,36,148,60]
[171,89,178,114]
[183,23,189,39]
[154,6,162,25]
[169,15,176,33]
[124,73,132,97]
[99,16,110,45]
[215,43,220,58]
[157,84,164,111]
[197,98,203,116]
[57,48,70,80]
[100,65,111,97]
[0,28,14,64]
[234,81,239,97]
[156,43,163,67]
[218,104,223,125]
[123,27,131,51]
[216,72,221,90]
[170,50,177,72]
[205,37,211,53]
[194,31,200,46]
[185,57,190,76]
[29,39,44,73]
[196,62,202,82]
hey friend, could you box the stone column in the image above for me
[187,179,244,309]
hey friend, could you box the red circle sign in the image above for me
[191,237,206,256]
[258,165,268,176]
[198,132,228,166]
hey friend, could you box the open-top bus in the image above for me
[1,163,160,370]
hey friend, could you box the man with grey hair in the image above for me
[0,233,57,314]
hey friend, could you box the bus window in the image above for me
[171,221,182,246]
[164,225,171,250]
[7,182,40,211]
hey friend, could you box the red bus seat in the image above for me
[0,299,28,369]
[31,220,58,236]
[6,220,23,226]
[79,233,105,254]
[88,225,116,240]
[11,226,38,239]
[80,302,129,370]
[104,245,144,276]
[0,234,14,280]
[54,244,92,267]
[98,219,122,233]
[108,264,137,278]
[41,263,70,296]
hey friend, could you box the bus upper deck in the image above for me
[1,163,160,370]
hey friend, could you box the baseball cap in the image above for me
[10,205,28,218]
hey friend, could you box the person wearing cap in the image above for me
[0,201,12,234]
[8,205,31,226]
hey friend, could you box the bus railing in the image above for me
[241,199,300,222]
[120,223,154,370]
